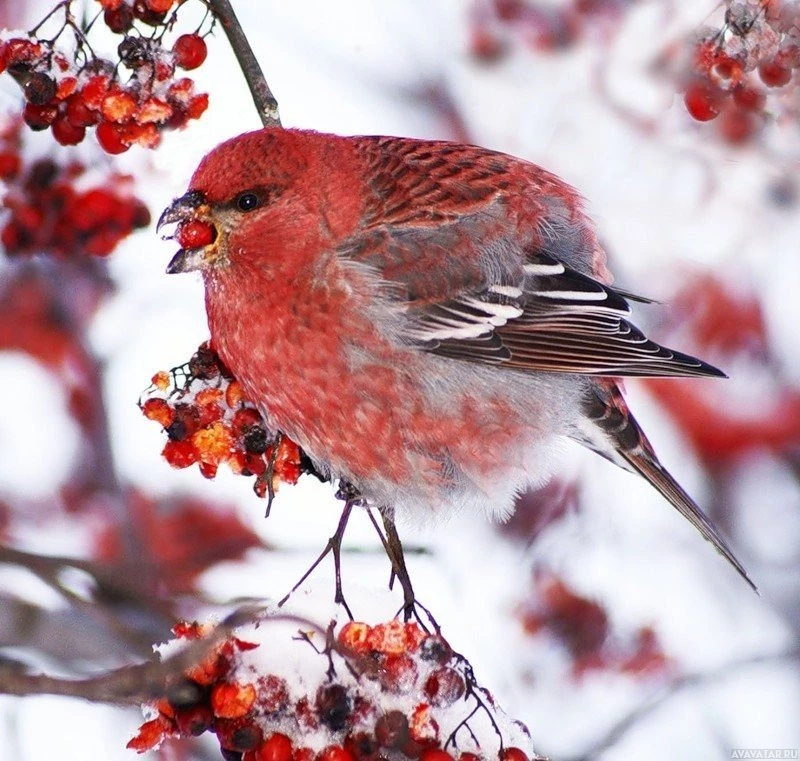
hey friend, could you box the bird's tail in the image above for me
[577,380,756,591]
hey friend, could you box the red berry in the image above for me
[23,102,58,130]
[683,82,723,121]
[343,731,379,761]
[162,439,199,468]
[215,718,263,753]
[102,88,138,122]
[1,222,23,252]
[120,121,160,148]
[133,0,166,25]
[187,92,209,119]
[211,682,257,719]
[717,108,758,146]
[174,34,208,70]
[146,0,174,11]
[409,704,439,744]
[256,674,290,713]
[318,746,355,761]
[55,76,78,101]
[255,733,293,761]
[141,398,175,427]
[732,84,766,112]
[81,75,111,109]
[0,151,22,179]
[776,44,800,70]
[96,121,130,154]
[379,654,419,694]
[138,96,173,123]
[198,460,218,479]
[104,6,134,33]
[423,667,465,707]
[173,704,213,736]
[337,621,372,654]
[52,114,86,146]
[177,219,217,249]
[503,749,529,761]
[420,751,453,761]
[470,27,506,62]
[64,94,96,127]
[5,39,42,65]
[367,620,410,655]
[759,59,792,87]
[712,56,742,81]
[73,188,118,231]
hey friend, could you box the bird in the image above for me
[158,127,754,594]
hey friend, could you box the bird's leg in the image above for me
[377,506,416,623]
[330,500,355,619]
[264,431,283,518]
[277,496,355,618]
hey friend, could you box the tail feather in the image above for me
[580,381,756,591]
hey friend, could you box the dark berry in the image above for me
[22,71,57,105]
[244,426,269,454]
[316,684,351,732]
[374,710,409,749]
[189,345,221,379]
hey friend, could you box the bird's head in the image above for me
[158,128,342,277]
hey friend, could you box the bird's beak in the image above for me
[165,245,207,275]
[158,190,215,275]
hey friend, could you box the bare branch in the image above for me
[561,646,800,761]
[0,606,266,703]
[206,0,281,128]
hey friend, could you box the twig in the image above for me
[561,646,800,761]
[0,606,264,702]
[206,0,281,127]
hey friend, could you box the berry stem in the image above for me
[206,0,282,128]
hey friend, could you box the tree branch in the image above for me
[206,0,281,128]
[561,646,800,761]
[0,606,266,703]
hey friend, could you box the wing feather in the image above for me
[410,253,724,379]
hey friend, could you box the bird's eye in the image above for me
[236,192,260,212]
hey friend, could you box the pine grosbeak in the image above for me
[160,128,752,589]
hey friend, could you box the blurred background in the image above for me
[0,0,799,759]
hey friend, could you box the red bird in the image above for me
[160,128,753,590]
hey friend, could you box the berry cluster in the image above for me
[95,490,264,595]
[675,0,800,145]
[141,342,315,499]
[469,0,639,62]
[518,573,671,679]
[0,0,209,152]
[0,119,150,257]
[129,619,538,761]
